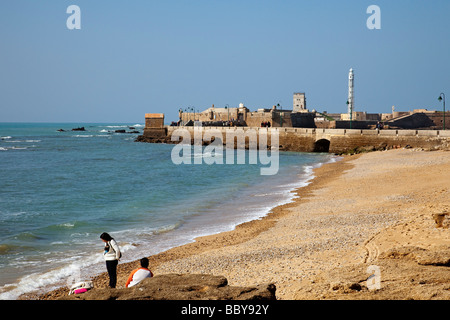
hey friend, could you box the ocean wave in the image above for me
[192,152,215,159]
[0,238,139,300]
[0,244,17,255]
[0,253,104,300]
[11,147,28,150]
[252,191,285,197]
[14,232,44,242]
[1,136,12,140]
[0,145,38,151]
[104,125,128,128]
[57,223,75,228]
[5,140,41,143]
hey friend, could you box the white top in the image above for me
[127,268,153,287]
[103,239,121,261]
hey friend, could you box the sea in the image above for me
[0,122,338,299]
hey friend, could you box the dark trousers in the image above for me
[106,260,118,288]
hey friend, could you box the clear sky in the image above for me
[1,0,449,123]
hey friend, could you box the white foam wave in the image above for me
[4,139,40,143]
[58,223,75,228]
[0,147,7,151]
[192,152,217,159]
[1,136,12,140]
[0,241,138,300]
[0,254,103,300]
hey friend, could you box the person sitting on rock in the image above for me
[125,257,154,288]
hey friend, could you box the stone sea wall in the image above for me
[137,127,450,154]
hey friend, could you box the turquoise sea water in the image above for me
[0,123,336,299]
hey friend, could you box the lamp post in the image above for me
[186,107,193,124]
[184,108,188,125]
[225,104,229,122]
[277,103,282,128]
[438,93,446,130]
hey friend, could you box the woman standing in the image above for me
[100,232,121,288]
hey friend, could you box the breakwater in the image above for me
[137,126,450,154]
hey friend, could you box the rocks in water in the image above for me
[72,127,86,131]
[115,129,141,134]
[135,135,175,144]
[59,274,276,300]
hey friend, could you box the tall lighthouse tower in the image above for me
[347,68,354,116]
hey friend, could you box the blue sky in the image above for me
[1,0,449,123]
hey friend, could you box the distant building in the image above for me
[293,93,307,113]
[179,102,315,128]
[145,113,164,128]
[144,113,167,138]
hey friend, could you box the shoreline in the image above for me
[34,153,344,300]
[38,149,450,300]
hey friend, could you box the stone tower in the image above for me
[293,93,306,113]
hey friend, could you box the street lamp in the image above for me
[277,103,282,127]
[184,108,188,125]
[438,93,446,130]
[225,104,229,123]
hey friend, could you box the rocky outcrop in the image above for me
[379,245,450,267]
[71,127,86,131]
[294,245,450,300]
[58,274,276,300]
[135,134,175,144]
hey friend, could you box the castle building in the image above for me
[293,93,307,113]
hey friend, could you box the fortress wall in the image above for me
[161,127,450,153]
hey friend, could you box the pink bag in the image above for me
[73,288,88,294]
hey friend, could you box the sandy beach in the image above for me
[39,148,450,300]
